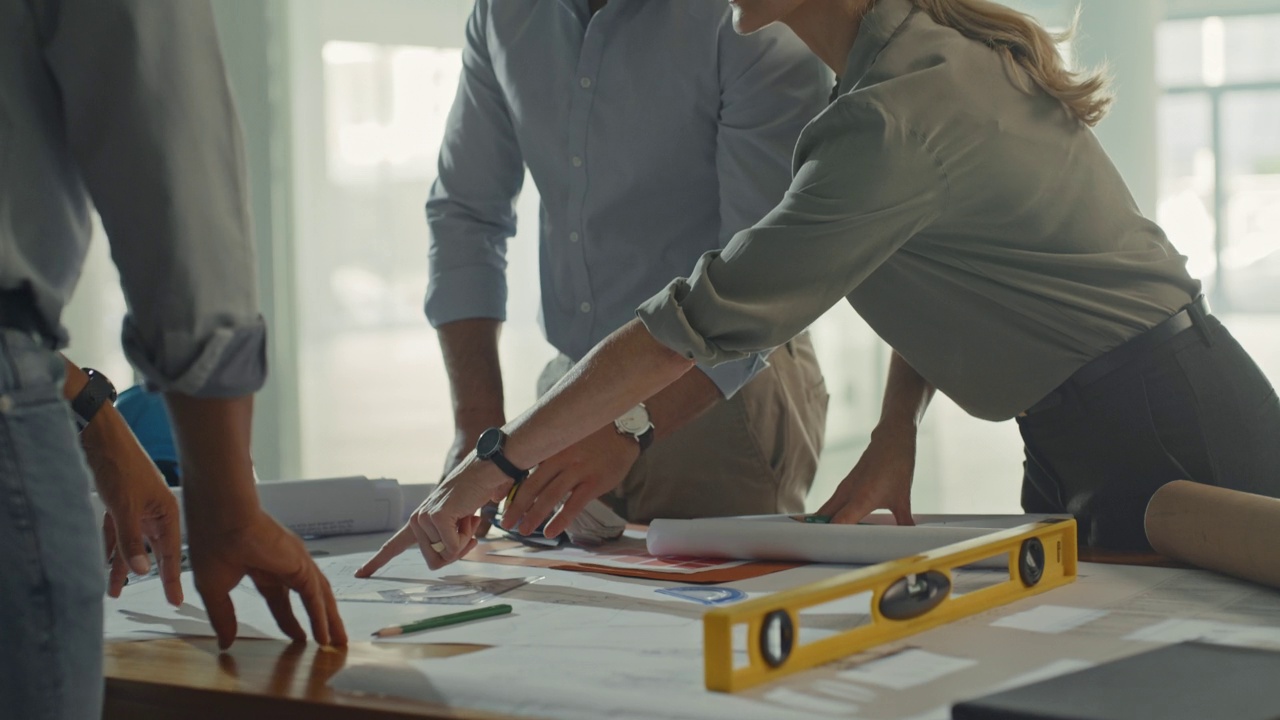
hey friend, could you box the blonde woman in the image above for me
[360,0,1280,574]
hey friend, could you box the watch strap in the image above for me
[71,368,117,432]
[488,450,529,483]
[635,426,655,453]
[476,428,529,483]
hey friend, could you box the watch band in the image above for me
[615,404,655,454]
[634,426,655,453]
[475,427,529,483]
[71,368,117,432]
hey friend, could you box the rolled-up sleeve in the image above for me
[424,0,525,328]
[42,0,265,397]
[638,99,947,366]
[695,16,832,398]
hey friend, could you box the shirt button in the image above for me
[569,232,580,243]
[579,77,592,89]
[580,302,592,313]
[571,156,583,168]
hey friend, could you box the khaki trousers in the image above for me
[537,333,828,523]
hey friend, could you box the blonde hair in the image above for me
[911,0,1112,126]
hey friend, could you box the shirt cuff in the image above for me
[695,354,769,400]
[123,315,268,398]
[424,264,508,327]
[635,251,752,367]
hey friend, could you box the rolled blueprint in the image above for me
[257,476,403,537]
[90,475,404,538]
[646,515,1058,567]
[1145,480,1280,590]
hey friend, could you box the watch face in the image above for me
[615,405,652,435]
[476,427,504,458]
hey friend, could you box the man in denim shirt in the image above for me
[0,2,345,717]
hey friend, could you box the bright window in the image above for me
[1159,14,1280,312]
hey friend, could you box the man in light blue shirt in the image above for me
[425,0,831,526]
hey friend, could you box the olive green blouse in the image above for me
[637,0,1199,421]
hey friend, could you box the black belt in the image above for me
[1025,295,1212,416]
[0,288,54,341]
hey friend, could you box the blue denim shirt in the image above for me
[424,0,831,397]
[0,0,265,397]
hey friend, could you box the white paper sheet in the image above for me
[1123,618,1280,647]
[646,514,1064,566]
[489,542,749,574]
[837,649,978,690]
[334,645,792,720]
[990,605,1109,634]
[104,574,283,642]
[760,687,863,716]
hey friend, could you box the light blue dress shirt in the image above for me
[424,0,831,397]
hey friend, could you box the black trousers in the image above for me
[1017,313,1280,551]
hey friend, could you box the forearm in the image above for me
[643,368,722,443]
[504,319,694,468]
[62,356,148,492]
[164,394,259,532]
[438,318,505,430]
[61,356,88,401]
[877,351,935,432]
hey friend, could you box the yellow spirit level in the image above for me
[702,519,1078,692]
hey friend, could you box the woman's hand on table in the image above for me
[817,421,918,526]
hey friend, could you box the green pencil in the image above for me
[371,603,513,638]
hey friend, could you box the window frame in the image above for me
[1160,8,1280,311]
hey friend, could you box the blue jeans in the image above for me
[0,329,103,719]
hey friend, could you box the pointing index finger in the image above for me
[354,524,415,578]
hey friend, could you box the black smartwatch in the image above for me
[475,427,529,482]
[71,368,117,432]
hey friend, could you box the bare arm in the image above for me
[166,394,347,649]
[358,320,693,573]
[62,357,183,604]
[818,351,934,525]
[437,319,506,476]
[646,369,721,443]
[503,320,695,469]
[165,395,258,532]
[501,356,721,537]
[878,351,935,431]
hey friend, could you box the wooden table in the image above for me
[103,549,1176,719]
[104,639,501,720]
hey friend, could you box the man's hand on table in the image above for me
[68,357,184,605]
[187,510,348,650]
[85,419,185,606]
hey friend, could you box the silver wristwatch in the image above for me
[614,403,655,452]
